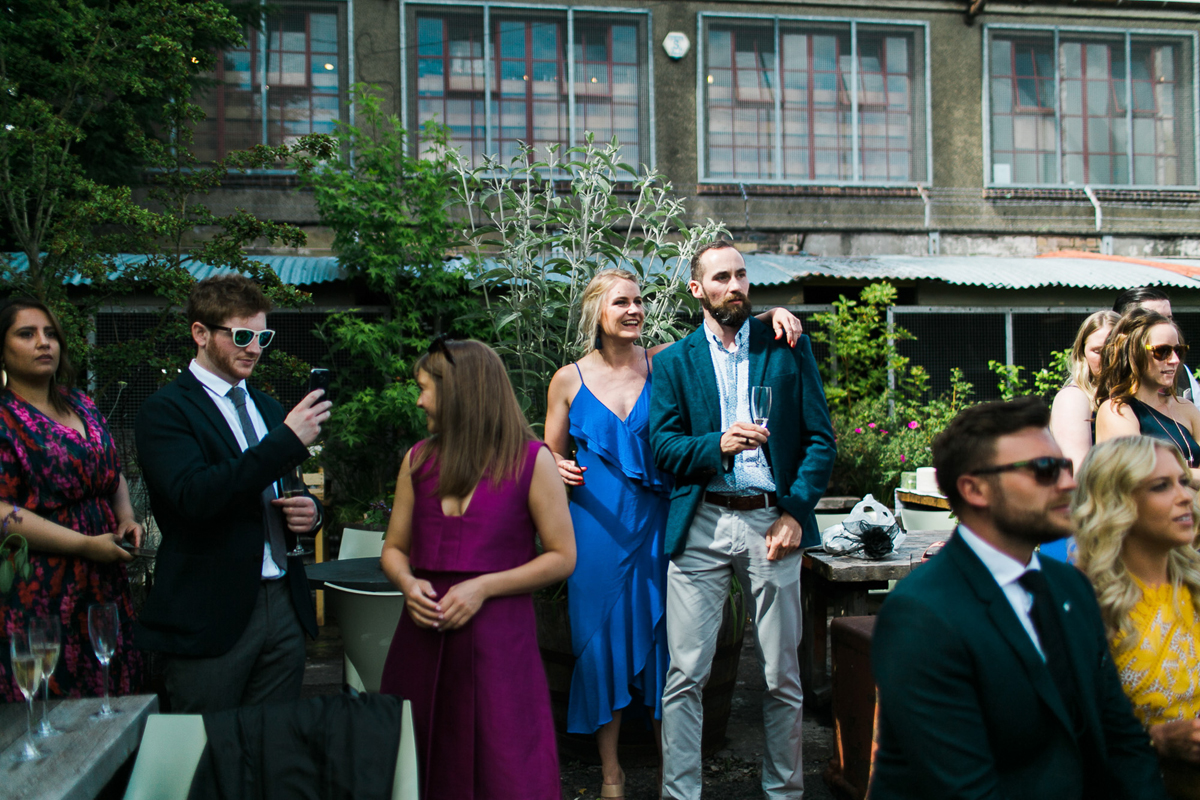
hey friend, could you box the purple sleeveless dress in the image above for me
[380,440,559,800]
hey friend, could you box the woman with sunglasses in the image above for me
[0,297,145,702]
[543,269,801,798]
[1073,435,1200,798]
[1096,309,1200,470]
[380,339,575,800]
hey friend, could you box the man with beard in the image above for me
[870,397,1167,800]
[134,275,332,712]
[650,240,835,799]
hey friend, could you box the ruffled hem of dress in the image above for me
[569,415,671,494]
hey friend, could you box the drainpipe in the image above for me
[1084,184,1102,232]
[738,182,750,233]
[917,183,931,228]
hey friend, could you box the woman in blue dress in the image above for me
[544,269,800,798]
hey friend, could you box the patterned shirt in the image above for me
[703,318,777,495]
[1112,578,1200,727]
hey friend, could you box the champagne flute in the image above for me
[9,629,46,762]
[88,603,122,720]
[278,467,312,557]
[29,616,64,737]
[749,386,773,467]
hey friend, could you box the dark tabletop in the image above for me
[305,557,394,592]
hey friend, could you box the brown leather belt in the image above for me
[703,491,778,511]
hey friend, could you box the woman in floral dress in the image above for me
[0,297,145,701]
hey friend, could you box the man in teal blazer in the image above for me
[871,397,1167,800]
[650,241,835,800]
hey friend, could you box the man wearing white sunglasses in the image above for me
[134,274,332,712]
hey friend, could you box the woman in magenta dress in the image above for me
[379,338,576,800]
[0,297,146,702]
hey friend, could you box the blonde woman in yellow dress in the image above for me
[1074,435,1200,798]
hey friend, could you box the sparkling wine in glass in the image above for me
[278,467,312,557]
[88,603,122,720]
[749,386,773,467]
[10,630,46,762]
[29,616,64,738]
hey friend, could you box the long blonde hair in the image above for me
[412,339,534,498]
[576,268,639,354]
[1067,309,1118,400]
[1072,435,1200,648]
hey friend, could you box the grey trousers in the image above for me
[661,502,805,800]
[163,578,306,713]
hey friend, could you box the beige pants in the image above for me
[661,502,805,800]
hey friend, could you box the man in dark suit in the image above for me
[871,397,1167,800]
[134,275,332,712]
[650,240,836,800]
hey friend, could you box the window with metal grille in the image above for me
[192,5,344,163]
[701,15,928,185]
[986,27,1197,188]
[410,5,649,170]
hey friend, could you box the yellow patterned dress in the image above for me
[1111,578,1200,798]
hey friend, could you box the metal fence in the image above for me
[787,305,1200,405]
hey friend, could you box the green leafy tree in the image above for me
[450,134,725,428]
[988,349,1072,402]
[807,282,927,412]
[298,86,484,519]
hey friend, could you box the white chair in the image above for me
[325,583,406,693]
[330,527,398,691]
[339,527,387,560]
[123,701,418,800]
[123,715,207,800]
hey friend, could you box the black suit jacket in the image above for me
[133,369,319,657]
[870,530,1167,800]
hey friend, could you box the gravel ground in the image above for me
[306,620,840,800]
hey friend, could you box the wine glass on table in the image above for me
[29,616,64,737]
[749,386,773,467]
[279,467,313,557]
[9,629,46,762]
[88,602,122,720]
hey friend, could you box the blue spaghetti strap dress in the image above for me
[565,357,672,734]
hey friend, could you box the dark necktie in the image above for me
[227,387,288,571]
[1018,569,1082,734]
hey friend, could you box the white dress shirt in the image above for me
[957,524,1045,660]
[702,317,777,495]
[189,359,284,580]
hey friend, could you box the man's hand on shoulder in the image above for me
[284,389,333,446]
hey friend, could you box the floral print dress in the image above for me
[0,387,146,701]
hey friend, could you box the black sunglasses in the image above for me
[207,324,275,349]
[1146,343,1190,362]
[971,457,1074,485]
[428,334,456,366]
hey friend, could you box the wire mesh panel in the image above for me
[893,310,1007,402]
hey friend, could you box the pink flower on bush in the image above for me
[882,430,889,435]
[900,454,906,462]
[867,422,876,428]
[854,428,863,433]
[908,420,920,429]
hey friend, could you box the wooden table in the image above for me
[0,693,159,800]
[801,529,952,706]
[306,557,392,592]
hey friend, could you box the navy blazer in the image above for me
[649,318,836,557]
[870,530,1168,800]
[133,369,319,657]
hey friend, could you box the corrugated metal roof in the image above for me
[3,253,345,285]
[741,254,1200,289]
[9,251,1199,292]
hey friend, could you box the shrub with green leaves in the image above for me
[449,134,725,429]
